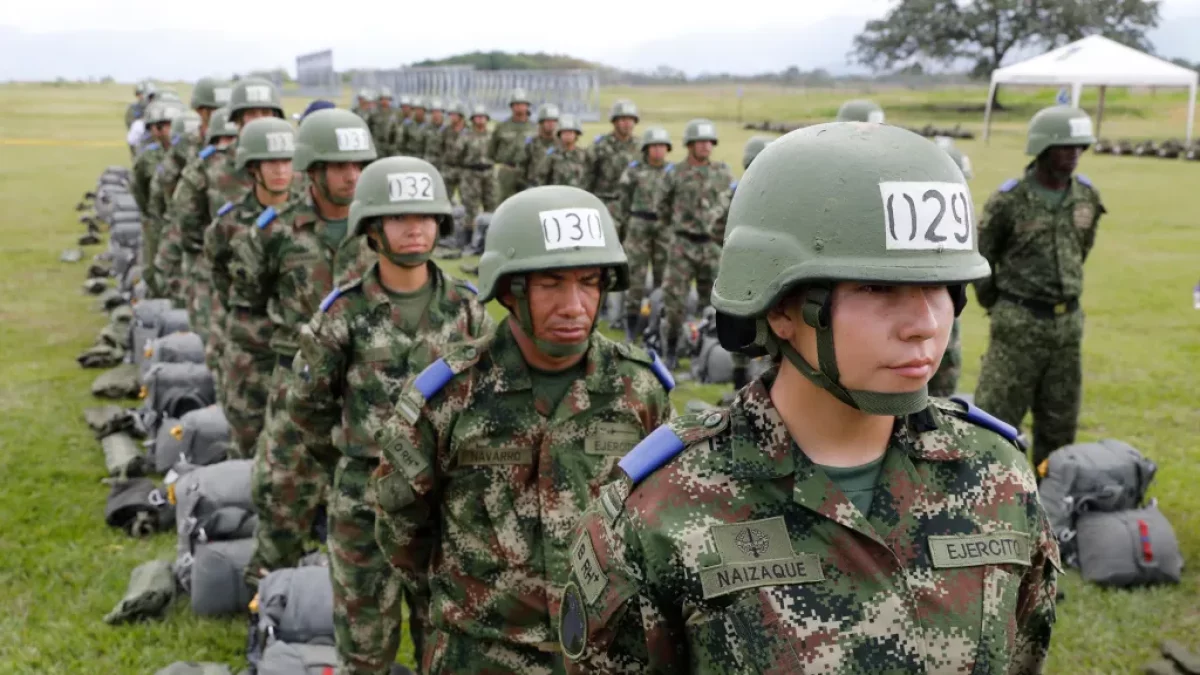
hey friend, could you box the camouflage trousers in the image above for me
[662,234,720,342]
[442,168,461,206]
[928,317,963,397]
[218,336,274,458]
[329,455,406,675]
[141,217,165,298]
[494,165,523,204]
[623,215,670,316]
[422,631,563,675]
[975,300,1084,467]
[460,168,495,237]
[155,224,189,309]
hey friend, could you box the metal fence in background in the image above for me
[295,49,341,98]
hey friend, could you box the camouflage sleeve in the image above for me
[973,192,1010,309]
[373,407,440,604]
[711,168,735,244]
[172,165,209,254]
[655,171,674,226]
[486,126,501,160]
[467,297,496,339]
[616,168,634,225]
[561,490,684,673]
[1009,506,1061,675]
[203,216,236,334]
[1080,191,1105,262]
[284,309,350,470]
[226,227,277,361]
[535,152,553,188]
[131,157,151,212]
[153,217,185,301]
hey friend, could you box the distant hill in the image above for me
[410,51,600,71]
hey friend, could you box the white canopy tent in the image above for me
[983,34,1198,143]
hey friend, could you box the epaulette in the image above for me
[998,178,1019,193]
[619,410,729,485]
[198,145,216,160]
[946,396,1024,448]
[524,135,533,145]
[395,341,485,424]
[1075,173,1094,188]
[545,147,555,156]
[730,180,738,191]
[216,201,235,217]
[457,280,479,295]
[318,288,341,313]
[615,343,675,392]
[594,133,605,144]
[628,160,639,168]
[255,206,277,229]
[665,163,675,174]
[146,142,160,151]
[171,133,180,145]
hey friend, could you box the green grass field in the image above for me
[0,81,1197,673]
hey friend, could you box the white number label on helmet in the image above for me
[335,128,371,152]
[539,208,605,250]
[245,85,271,103]
[183,118,201,134]
[879,182,974,251]
[868,110,886,124]
[387,173,434,201]
[1069,117,1093,137]
[266,132,295,153]
[214,87,232,104]
[696,123,714,138]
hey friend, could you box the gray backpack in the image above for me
[256,567,336,645]
[133,299,175,370]
[154,663,233,675]
[257,642,339,675]
[160,308,191,336]
[179,405,233,467]
[174,460,254,590]
[110,220,142,251]
[144,331,205,380]
[102,431,148,479]
[1075,502,1183,587]
[190,537,256,616]
[691,335,734,384]
[142,362,216,439]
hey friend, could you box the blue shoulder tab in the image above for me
[198,145,215,159]
[619,425,685,484]
[665,163,675,173]
[319,288,341,313]
[1075,173,1094,188]
[255,206,277,229]
[146,142,160,151]
[730,179,738,191]
[545,147,555,156]
[950,396,1021,444]
[414,359,455,400]
[171,133,180,145]
[524,136,533,145]
[461,281,478,295]
[594,133,604,143]
[216,201,235,217]
[647,349,675,392]
[998,178,1019,193]
[628,160,638,168]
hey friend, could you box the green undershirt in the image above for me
[1028,180,1069,208]
[529,360,587,411]
[816,450,888,517]
[384,277,434,333]
[320,217,349,250]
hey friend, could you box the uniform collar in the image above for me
[362,260,445,312]
[488,319,620,397]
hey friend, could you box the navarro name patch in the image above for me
[928,531,1032,568]
[458,446,533,466]
[700,517,824,600]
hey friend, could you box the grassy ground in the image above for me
[0,81,1197,673]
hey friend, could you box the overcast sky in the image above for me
[4,0,1200,80]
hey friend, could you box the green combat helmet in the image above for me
[509,88,531,106]
[478,185,629,357]
[398,94,413,108]
[205,107,238,145]
[446,101,466,118]
[378,86,393,101]
[935,136,973,179]
[610,99,639,122]
[1026,105,1096,156]
[293,108,378,204]
[228,77,284,124]
[470,103,491,121]
[557,114,582,136]
[357,87,378,103]
[712,123,990,415]
[742,135,773,169]
[683,118,719,145]
[155,89,183,103]
[641,127,672,151]
[234,117,297,171]
[190,77,230,110]
[536,103,561,122]
[411,97,427,111]
[836,99,886,124]
[427,97,445,113]
[170,108,203,138]
[349,156,454,267]
[145,100,184,126]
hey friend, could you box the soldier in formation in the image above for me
[131,100,182,285]
[535,114,589,188]
[419,98,446,165]
[616,126,673,341]
[437,101,467,203]
[520,103,560,191]
[398,97,430,158]
[454,104,495,246]
[587,99,640,240]
[369,87,395,151]
[490,88,536,203]
[142,105,200,298]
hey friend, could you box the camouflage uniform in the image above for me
[439,124,466,201]
[423,122,449,171]
[131,141,168,216]
[927,318,963,397]
[588,132,640,234]
[521,133,558,189]
[617,158,672,316]
[561,376,1061,673]
[454,124,495,235]
[535,146,590,188]
[490,100,536,203]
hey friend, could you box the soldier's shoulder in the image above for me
[996,177,1022,194]
[216,200,236,217]
[602,337,675,392]
[618,409,731,488]
[198,145,216,160]
[254,205,280,229]
[929,396,1026,456]
[395,335,495,423]
[1074,173,1101,198]
[318,277,367,315]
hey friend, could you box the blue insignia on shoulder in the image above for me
[730,180,738,191]
[216,201,235,217]
[999,178,1019,193]
[647,348,675,392]
[524,136,533,145]
[198,145,216,159]
[319,288,341,313]
[628,160,638,168]
[1075,173,1093,188]
[146,142,160,151]
[461,281,478,295]
[619,425,685,484]
[545,147,555,156]
[414,359,455,400]
[594,133,604,143]
[665,163,675,173]
[171,133,180,144]
[255,206,277,229]
[950,396,1021,444]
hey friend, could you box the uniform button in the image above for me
[463,347,476,359]
[704,412,722,428]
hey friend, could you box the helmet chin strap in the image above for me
[509,276,592,359]
[370,220,432,268]
[314,165,353,206]
[762,285,929,417]
[252,165,290,197]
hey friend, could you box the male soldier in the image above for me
[370,86,395,151]
[836,98,887,123]
[399,97,429,158]
[455,104,495,248]
[489,88,536,202]
[974,105,1104,468]
[561,122,1059,675]
[438,101,467,203]
[656,118,734,370]
[617,126,673,342]
[535,114,589,188]
[421,98,450,171]
[372,185,675,675]
[280,157,492,674]
[155,108,240,307]
[241,108,377,573]
[929,136,974,397]
[190,77,232,142]
[132,101,183,276]
[519,103,560,191]
[143,107,201,298]
[354,88,377,122]
[125,81,147,130]
[587,99,640,238]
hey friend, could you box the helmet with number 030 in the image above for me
[378,86,393,101]
[742,135,773,169]
[170,108,203,138]
[536,103,561,122]
[836,99,885,123]
[609,99,639,122]
[1026,105,1096,156]
[509,88,531,106]
[145,101,184,126]
[228,78,284,123]
[349,157,454,268]
[712,123,990,416]
[470,103,491,121]
[234,117,297,170]
[557,114,582,136]
[641,126,672,151]
[191,78,231,110]
[935,136,973,180]
[292,108,377,172]
[683,118,719,145]
[477,186,629,303]
[205,107,238,144]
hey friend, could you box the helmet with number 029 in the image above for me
[609,99,639,122]
[1026,105,1096,156]
[349,157,454,267]
[712,122,990,416]
[683,118,719,145]
[477,186,628,303]
[934,136,972,180]
[228,78,284,123]
[836,99,885,123]
[292,108,378,172]
[235,117,297,170]
[191,78,230,110]
[205,107,238,144]
[742,135,773,169]
[641,126,672,151]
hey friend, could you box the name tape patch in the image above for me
[928,532,1032,568]
[265,131,295,153]
[583,422,642,456]
[700,516,824,599]
[571,534,609,605]
[335,127,371,152]
[387,172,435,201]
[879,181,974,251]
[458,446,534,466]
[539,207,605,251]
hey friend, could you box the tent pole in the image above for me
[1188,80,1197,143]
[983,80,998,144]
[1096,85,1107,138]
[1071,82,1083,106]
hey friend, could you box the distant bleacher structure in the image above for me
[295,49,341,98]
